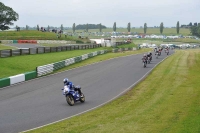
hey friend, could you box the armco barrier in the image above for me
[1,40,13,44]
[0,44,101,58]
[0,78,10,88]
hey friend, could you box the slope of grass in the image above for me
[0,30,86,42]
[26,49,200,133]
[0,44,16,50]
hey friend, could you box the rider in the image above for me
[63,78,83,97]
[155,48,159,55]
[142,54,148,64]
[147,51,152,60]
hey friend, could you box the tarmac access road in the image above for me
[0,50,173,133]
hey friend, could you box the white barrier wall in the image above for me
[9,74,25,85]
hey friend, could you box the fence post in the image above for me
[10,49,12,57]
[37,48,39,54]
[29,48,31,55]
[20,49,22,55]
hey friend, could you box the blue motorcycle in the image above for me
[62,86,85,106]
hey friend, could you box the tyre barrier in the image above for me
[37,50,107,77]
[37,40,76,44]
[18,40,37,44]
[1,40,13,44]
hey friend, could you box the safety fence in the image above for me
[0,50,107,88]
[0,44,101,58]
[0,40,76,44]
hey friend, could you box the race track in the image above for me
[0,51,173,133]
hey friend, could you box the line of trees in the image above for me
[190,23,200,37]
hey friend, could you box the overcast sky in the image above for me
[1,0,200,28]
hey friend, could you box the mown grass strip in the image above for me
[0,44,16,50]
[26,49,200,133]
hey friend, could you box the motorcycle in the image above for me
[155,52,159,59]
[148,56,151,64]
[62,85,85,106]
[142,59,147,68]
[166,50,169,55]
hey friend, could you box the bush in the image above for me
[0,41,1,43]
[76,40,84,44]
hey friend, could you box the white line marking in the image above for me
[21,52,174,133]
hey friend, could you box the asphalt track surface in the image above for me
[0,50,173,133]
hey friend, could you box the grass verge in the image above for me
[26,49,200,133]
[0,44,17,50]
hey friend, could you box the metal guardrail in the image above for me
[0,44,101,58]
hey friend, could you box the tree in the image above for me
[189,22,192,26]
[176,21,180,34]
[47,25,50,32]
[99,23,102,32]
[72,23,75,33]
[144,23,147,34]
[127,22,131,32]
[37,24,39,31]
[160,22,164,34]
[0,2,19,30]
[86,23,88,32]
[113,22,116,32]
[26,25,29,30]
[61,24,63,31]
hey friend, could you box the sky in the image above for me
[1,0,200,28]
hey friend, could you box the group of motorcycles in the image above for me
[142,54,152,68]
[143,47,170,68]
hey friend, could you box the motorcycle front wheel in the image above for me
[66,95,74,106]
[80,93,85,103]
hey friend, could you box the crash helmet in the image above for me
[63,78,69,84]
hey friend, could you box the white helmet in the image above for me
[63,78,68,84]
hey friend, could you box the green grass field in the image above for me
[0,44,16,50]
[26,49,200,133]
[0,30,87,42]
